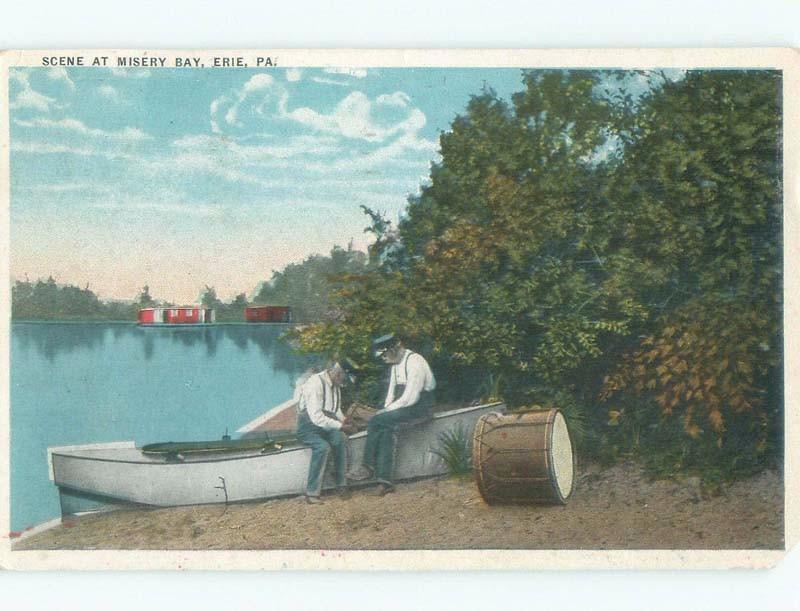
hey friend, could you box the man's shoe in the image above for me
[372,483,395,497]
[305,495,324,505]
[346,465,373,481]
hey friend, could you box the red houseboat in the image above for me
[138,307,216,326]
[244,305,292,323]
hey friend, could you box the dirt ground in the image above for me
[13,462,784,550]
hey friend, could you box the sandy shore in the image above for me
[13,462,784,550]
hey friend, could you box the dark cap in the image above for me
[341,358,359,377]
[372,333,400,357]
[331,358,359,384]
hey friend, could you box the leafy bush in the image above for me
[602,297,778,441]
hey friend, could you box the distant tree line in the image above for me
[11,244,368,323]
[12,277,137,321]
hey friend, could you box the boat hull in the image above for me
[50,402,505,515]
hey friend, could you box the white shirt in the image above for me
[384,350,436,412]
[298,371,343,430]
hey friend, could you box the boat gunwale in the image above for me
[50,402,506,467]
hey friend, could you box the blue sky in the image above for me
[9,66,531,303]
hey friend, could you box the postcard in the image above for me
[0,48,796,570]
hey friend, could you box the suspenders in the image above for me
[391,350,434,412]
[320,375,340,419]
[393,351,412,388]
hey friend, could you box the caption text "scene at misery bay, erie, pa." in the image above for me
[40,55,278,68]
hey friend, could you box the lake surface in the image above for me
[10,322,312,533]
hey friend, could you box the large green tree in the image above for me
[297,69,782,475]
[300,71,631,406]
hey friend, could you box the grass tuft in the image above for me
[432,424,472,475]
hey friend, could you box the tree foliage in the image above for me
[12,277,125,320]
[137,285,156,308]
[296,69,782,477]
[597,71,782,470]
[253,244,367,323]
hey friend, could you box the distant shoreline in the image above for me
[11,319,298,325]
[11,319,137,324]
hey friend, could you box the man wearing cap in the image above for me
[296,361,355,504]
[347,334,436,495]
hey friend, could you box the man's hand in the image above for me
[345,402,378,430]
[340,416,358,435]
[341,423,358,435]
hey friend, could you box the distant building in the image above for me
[244,305,292,323]
[138,307,215,325]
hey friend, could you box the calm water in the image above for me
[10,322,312,533]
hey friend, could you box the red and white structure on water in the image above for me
[138,307,216,325]
[244,305,292,323]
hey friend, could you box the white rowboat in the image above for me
[49,402,506,517]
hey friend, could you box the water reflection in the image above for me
[166,326,220,357]
[10,321,313,534]
[142,330,155,360]
[12,323,310,379]
[13,322,112,363]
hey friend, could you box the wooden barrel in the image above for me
[472,409,575,505]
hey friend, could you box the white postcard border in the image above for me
[0,47,796,571]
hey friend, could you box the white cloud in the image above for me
[11,140,111,158]
[9,71,57,112]
[311,77,350,87]
[210,73,282,131]
[21,182,111,194]
[11,88,56,112]
[46,67,75,90]
[15,117,151,141]
[17,134,304,192]
[210,75,426,145]
[164,151,277,189]
[172,133,339,160]
[109,67,151,78]
[307,131,438,174]
[324,67,368,79]
[90,200,223,218]
[376,92,412,107]
[98,84,126,104]
[285,68,302,82]
[285,90,426,143]
[243,73,274,92]
[199,76,438,188]
[10,139,141,162]
[209,97,226,133]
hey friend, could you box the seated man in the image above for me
[296,361,355,504]
[347,334,436,495]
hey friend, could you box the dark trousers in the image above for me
[362,399,432,484]
[296,412,347,496]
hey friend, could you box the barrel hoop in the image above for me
[472,411,504,503]
[472,413,488,502]
[483,476,554,483]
